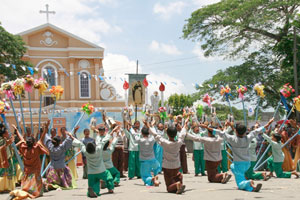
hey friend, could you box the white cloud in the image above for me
[0,0,122,46]
[149,40,182,55]
[192,0,221,7]
[153,1,186,20]
[103,53,186,101]
[192,44,222,61]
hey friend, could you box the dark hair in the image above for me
[98,126,105,132]
[134,121,140,125]
[86,142,96,154]
[235,123,247,136]
[0,123,7,137]
[60,127,66,131]
[52,136,61,147]
[208,126,217,135]
[167,126,177,138]
[141,127,149,136]
[26,136,35,148]
[84,128,90,133]
[273,133,282,143]
[103,141,109,151]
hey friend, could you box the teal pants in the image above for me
[108,167,120,184]
[245,161,264,180]
[87,170,114,197]
[140,158,160,186]
[274,162,292,178]
[128,151,141,179]
[231,161,253,192]
[194,150,205,175]
[218,150,228,173]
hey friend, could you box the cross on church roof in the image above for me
[39,4,55,23]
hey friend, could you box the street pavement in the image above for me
[1,154,299,200]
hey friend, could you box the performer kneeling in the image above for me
[187,125,232,183]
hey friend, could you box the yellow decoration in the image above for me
[12,78,25,96]
[34,78,49,95]
[254,83,265,98]
[294,96,300,112]
[49,85,64,100]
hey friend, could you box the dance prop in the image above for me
[254,107,294,170]
[34,78,48,139]
[24,75,34,134]
[237,85,248,126]
[123,81,129,107]
[254,83,265,121]
[0,100,24,171]
[12,78,27,132]
[143,78,149,105]
[255,97,261,121]
[220,85,233,115]
[254,129,300,171]
[41,103,94,176]
[203,93,213,107]
[159,83,165,107]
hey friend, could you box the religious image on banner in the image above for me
[128,74,147,106]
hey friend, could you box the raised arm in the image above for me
[39,120,50,143]
[12,124,24,145]
[247,118,274,140]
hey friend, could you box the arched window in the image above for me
[79,71,90,98]
[42,65,56,87]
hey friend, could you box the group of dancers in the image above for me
[1,107,300,199]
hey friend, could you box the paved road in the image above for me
[1,154,299,200]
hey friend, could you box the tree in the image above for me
[167,93,194,115]
[0,23,32,81]
[182,1,300,110]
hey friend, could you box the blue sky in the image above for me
[0,0,239,98]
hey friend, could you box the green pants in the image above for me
[194,150,205,175]
[218,150,228,173]
[108,167,120,184]
[245,161,264,180]
[274,162,292,178]
[128,151,141,179]
[87,170,114,197]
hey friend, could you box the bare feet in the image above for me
[108,189,114,193]
[250,180,263,192]
[221,173,232,184]
[262,172,271,181]
[292,171,299,178]
[176,182,185,194]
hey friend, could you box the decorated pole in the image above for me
[220,85,233,115]
[123,80,129,107]
[41,85,64,175]
[254,83,265,121]
[12,78,27,132]
[0,99,24,171]
[254,106,294,170]
[24,75,35,134]
[159,83,165,107]
[237,85,248,126]
[143,78,149,105]
[34,78,48,140]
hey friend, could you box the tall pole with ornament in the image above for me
[159,83,165,107]
[123,80,129,107]
[143,78,149,105]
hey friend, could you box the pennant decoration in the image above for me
[280,93,290,112]
[47,69,52,76]
[21,66,26,71]
[159,82,165,92]
[248,107,254,117]
[12,64,16,69]
[143,78,149,88]
[27,67,34,75]
[123,81,129,90]
[98,75,104,81]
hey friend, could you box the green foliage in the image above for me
[0,23,32,80]
[167,93,194,115]
[183,0,300,111]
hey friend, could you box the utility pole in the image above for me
[135,60,138,122]
[293,27,299,121]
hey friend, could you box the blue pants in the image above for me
[230,161,253,192]
[140,158,160,186]
[154,143,163,173]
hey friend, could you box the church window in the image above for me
[80,71,90,98]
[42,65,56,87]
